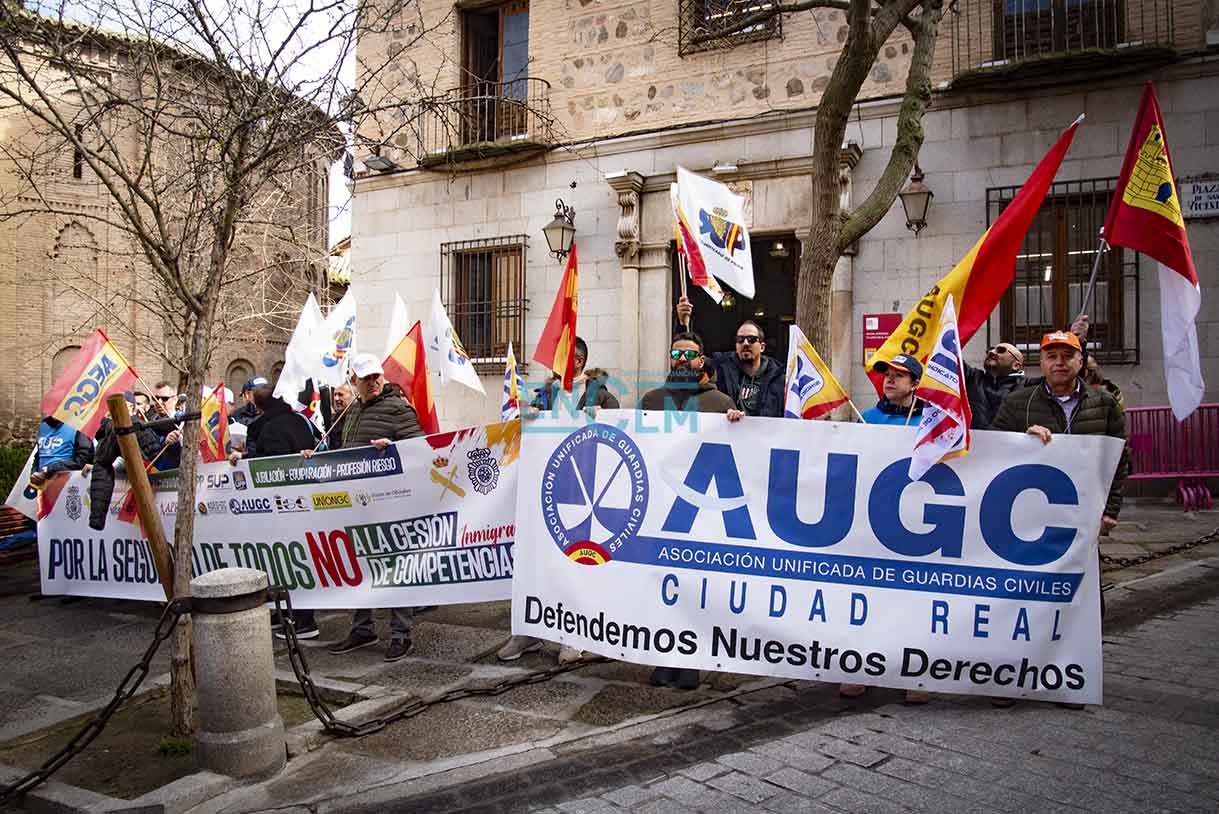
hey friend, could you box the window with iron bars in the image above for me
[440,235,529,374]
[987,178,1139,365]
[678,0,782,56]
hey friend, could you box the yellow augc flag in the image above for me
[867,117,1081,393]
[783,324,848,420]
[39,329,138,439]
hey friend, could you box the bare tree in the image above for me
[0,0,442,735]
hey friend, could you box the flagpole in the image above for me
[1076,235,1109,323]
[677,251,693,332]
[845,398,866,423]
[905,398,918,426]
[313,402,352,452]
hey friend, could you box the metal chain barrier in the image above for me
[271,589,604,737]
[0,599,187,804]
[1100,525,1219,570]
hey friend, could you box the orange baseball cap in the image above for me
[1040,331,1081,351]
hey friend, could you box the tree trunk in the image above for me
[796,138,846,362]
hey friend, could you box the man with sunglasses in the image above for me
[149,382,183,471]
[675,297,785,417]
[640,332,742,690]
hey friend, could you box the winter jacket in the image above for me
[963,364,1026,430]
[991,378,1129,518]
[246,400,318,458]
[532,369,622,412]
[340,387,423,448]
[88,416,163,530]
[705,352,786,417]
[860,398,924,426]
[34,418,93,474]
[639,380,736,413]
[231,402,259,426]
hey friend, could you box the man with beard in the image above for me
[674,297,785,417]
[639,332,742,690]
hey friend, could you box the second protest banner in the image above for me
[512,411,1123,704]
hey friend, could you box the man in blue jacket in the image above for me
[674,297,785,417]
[860,354,924,426]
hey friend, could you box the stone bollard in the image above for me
[190,567,285,779]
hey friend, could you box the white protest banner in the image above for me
[513,411,1123,704]
[38,421,520,606]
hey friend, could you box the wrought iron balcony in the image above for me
[416,78,553,166]
[948,0,1178,88]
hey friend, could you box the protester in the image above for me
[499,336,620,664]
[843,352,929,704]
[962,342,1025,430]
[134,392,151,416]
[1085,356,1124,411]
[149,381,182,471]
[990,330,1129,707]
[639,331,742,690]
[232,376,268,426]
[674,297,785,416]
[327,353,423,661]
[88,392,161,531]
[859,354,924,426]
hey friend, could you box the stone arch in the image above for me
[47,221,101,340]
[51,345,81,382]
[226,358,254,395]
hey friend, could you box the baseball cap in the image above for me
[350,353,384,379]
[1040,331,1081,352]
[242,376,268,393]
[873,353,923,380]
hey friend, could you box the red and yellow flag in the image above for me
[199,383,230,463]
[40,329,139,439]
[384,321,439,435]
[867,117,1082,394]
[532,244,580,391]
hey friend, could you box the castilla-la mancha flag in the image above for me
[1103,83,1203,420]
[532,244,579,392]
[40,329,139,439]
[384,321,440,435]
[867,116,1082,394]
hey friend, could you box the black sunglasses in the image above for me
[154,394,175,402]
[988,346,1013,355]
[670,349,700,361]
[735,335,761,345]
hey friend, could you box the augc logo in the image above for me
[229,497,272,515]
[312,491,352,510]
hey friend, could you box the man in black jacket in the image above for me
[963,342,1026,430]
[329,353,424,662]
[88,395,162,530]
[675,297,785,417]
[231,376,267,426]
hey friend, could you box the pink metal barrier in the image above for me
[1125,403,1219,511]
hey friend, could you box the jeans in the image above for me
[350,607,414,641]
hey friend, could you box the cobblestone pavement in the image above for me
[359,587,1219,814]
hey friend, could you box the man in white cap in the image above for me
[328,352,424,662]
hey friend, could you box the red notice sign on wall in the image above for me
[862,313,902,367]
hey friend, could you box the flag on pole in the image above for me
[199,382,230,463]
[383,293,410,360]
[675,166,755,299]
[532,244,580,392]
[783,325,849,420]
[501,342,522,421]
[3,449,38,520]
[1103,83,1203,420]
[40,329,139,439]
[426,289,486,394]
[384,321,440,435]
[908,295,972,481]
[274,293,324,402]
[867,116,1082,395]
[312,290,358,388]
[671,183,724,303]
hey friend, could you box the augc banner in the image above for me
[38,422,520,606]
[513,411,1123,704]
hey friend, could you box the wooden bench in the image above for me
[1125,403,1218,511]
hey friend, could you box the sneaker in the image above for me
[384,638,413,662]
[673,669,700,691]
[557,645,586,665]
[990,696,1018,708]
[1056,702,1085,710]
[275,622,319,640]
[904,690,931,705]
[648,666,676,687]
[328,631,378,655]
[497,635,542,661]
[839,684,868,698]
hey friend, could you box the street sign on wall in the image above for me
[862,313,902,366]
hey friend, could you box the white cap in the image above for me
[350,352,383,379]
[228,421,248,439]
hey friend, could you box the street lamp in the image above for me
[362,145,399,173]
[898,163,933,237]
[542,198,576,260]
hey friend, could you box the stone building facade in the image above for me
[0,18,332,440]
[350,0,1219,430]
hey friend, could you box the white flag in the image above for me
[310,290,358,388]
[273,293,325,402]
[425,289,485,394]
[383,293,410,361]
[676,166,755,299]
[908,295,972,482]
[3,448,38,520]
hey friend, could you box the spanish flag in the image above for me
[384,321,439,434]
[199,382,230,463]
[1103,83,1202,420]
[532,244,579,392]
[40,329,139,439]
[783,324,849,420]
[867,116,1082,394]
